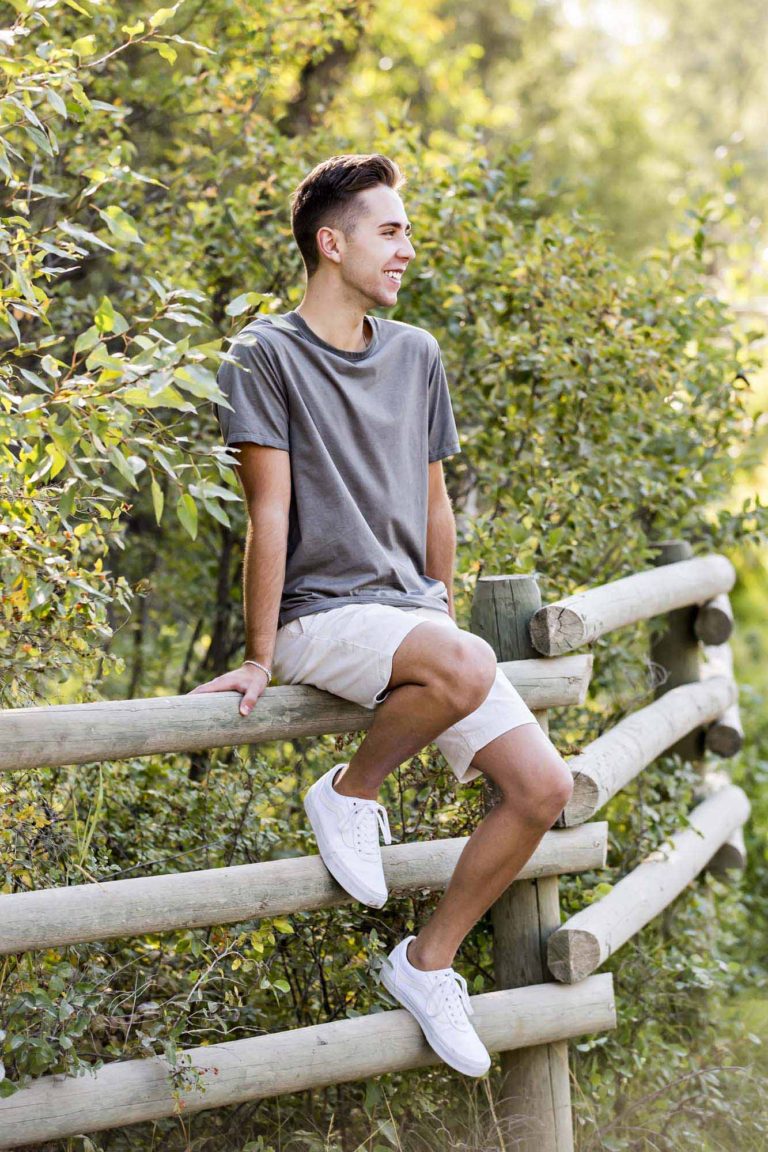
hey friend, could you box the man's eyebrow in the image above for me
[378,220,413,233]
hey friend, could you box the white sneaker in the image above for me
[303,763,392,908]
[380,936,491,1077]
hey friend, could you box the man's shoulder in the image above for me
[377,316,440,354]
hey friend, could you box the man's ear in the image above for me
[316,225,342,265]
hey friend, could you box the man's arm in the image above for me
[238,444,291,668]
[425,459,457,621]
[190,442,291,715]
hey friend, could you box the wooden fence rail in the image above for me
[528,555,735,656]
[0,655,591,772]
[0,976,616,1150]
[547,785,750,983]
[563,676,736,826]
[0,824,607,955]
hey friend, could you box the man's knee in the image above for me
[518,756,574,826]
[389,624,498,716]
[437,633,498,716]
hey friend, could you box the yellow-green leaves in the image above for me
[150,475,164,524]
[149,5,181,31]
[225,292,273,317]
[95,205,142,246]
[175,491,198,539]
[70,35,96,58]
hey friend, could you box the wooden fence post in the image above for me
[471,574,573,1152]
[651,540,702,762]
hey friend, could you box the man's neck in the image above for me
[295,285,371,353]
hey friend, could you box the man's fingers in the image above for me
[188,674,240,696]
[188,671,267,714]
[239,681,266,716]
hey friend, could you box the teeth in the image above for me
[385,271,402,282]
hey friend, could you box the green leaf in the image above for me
[58,484,76,520]
[108,447,141,490]
[149,5,180,30]
[41,354,62,378]
[155,43,178,65]
[58,219,115,252]
[172,364,221,399]
[23,126,55,160]
[151,475,164,524]
[45,88,68,118]
[70,35,97,57]
[74,326,101,355]
[176,492,198,539]
[202,498,230,528]
[121,385,196,412]
[94,296,116,334]
[225,292,272,317]
[96,205,143,246]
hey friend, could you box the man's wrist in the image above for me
[243,659,272,682]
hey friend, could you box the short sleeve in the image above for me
[427,343,461,462]
[215,331,290,457]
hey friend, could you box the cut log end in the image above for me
[705,722,744,758]
[562,771,602,827]
[547,928,602,984]
[529,606,587,657]
[694,595,734,647]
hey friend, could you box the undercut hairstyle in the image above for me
[290,154,405,278]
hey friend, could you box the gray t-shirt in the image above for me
[215,310,461,627]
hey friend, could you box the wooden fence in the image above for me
[0,543,749,1151]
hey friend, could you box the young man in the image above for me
[191,154,573,1078]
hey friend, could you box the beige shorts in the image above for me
[272,602,538,785]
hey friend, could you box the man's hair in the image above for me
[290,153,405,278]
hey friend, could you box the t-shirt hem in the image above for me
[428,442,461,462]
[279,593,450,628]
[225,433,290,452]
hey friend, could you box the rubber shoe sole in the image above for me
[380,960,491,1077]
[303,782,388,909]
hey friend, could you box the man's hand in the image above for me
[188,664,269,717]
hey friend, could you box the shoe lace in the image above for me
[426,970,474,1027]
[347,799,392,858]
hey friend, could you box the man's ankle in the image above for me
[332,764,379,801]
[406,937,455,973]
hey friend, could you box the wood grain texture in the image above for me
[547,786,750,983]
[0,975,616,1150]
[528,554,735,656]
[0,655,592,772]
[0,824,608,955]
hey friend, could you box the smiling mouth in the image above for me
[384,271,403,285]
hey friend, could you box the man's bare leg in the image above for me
[329,622,573,971]
[407,722,573,971]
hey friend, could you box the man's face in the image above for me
[327,184,416,308]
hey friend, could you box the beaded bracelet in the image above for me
[243,659,272,683]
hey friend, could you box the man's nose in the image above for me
[400,236,416,261]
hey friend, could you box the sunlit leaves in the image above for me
[175,490,198,539]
